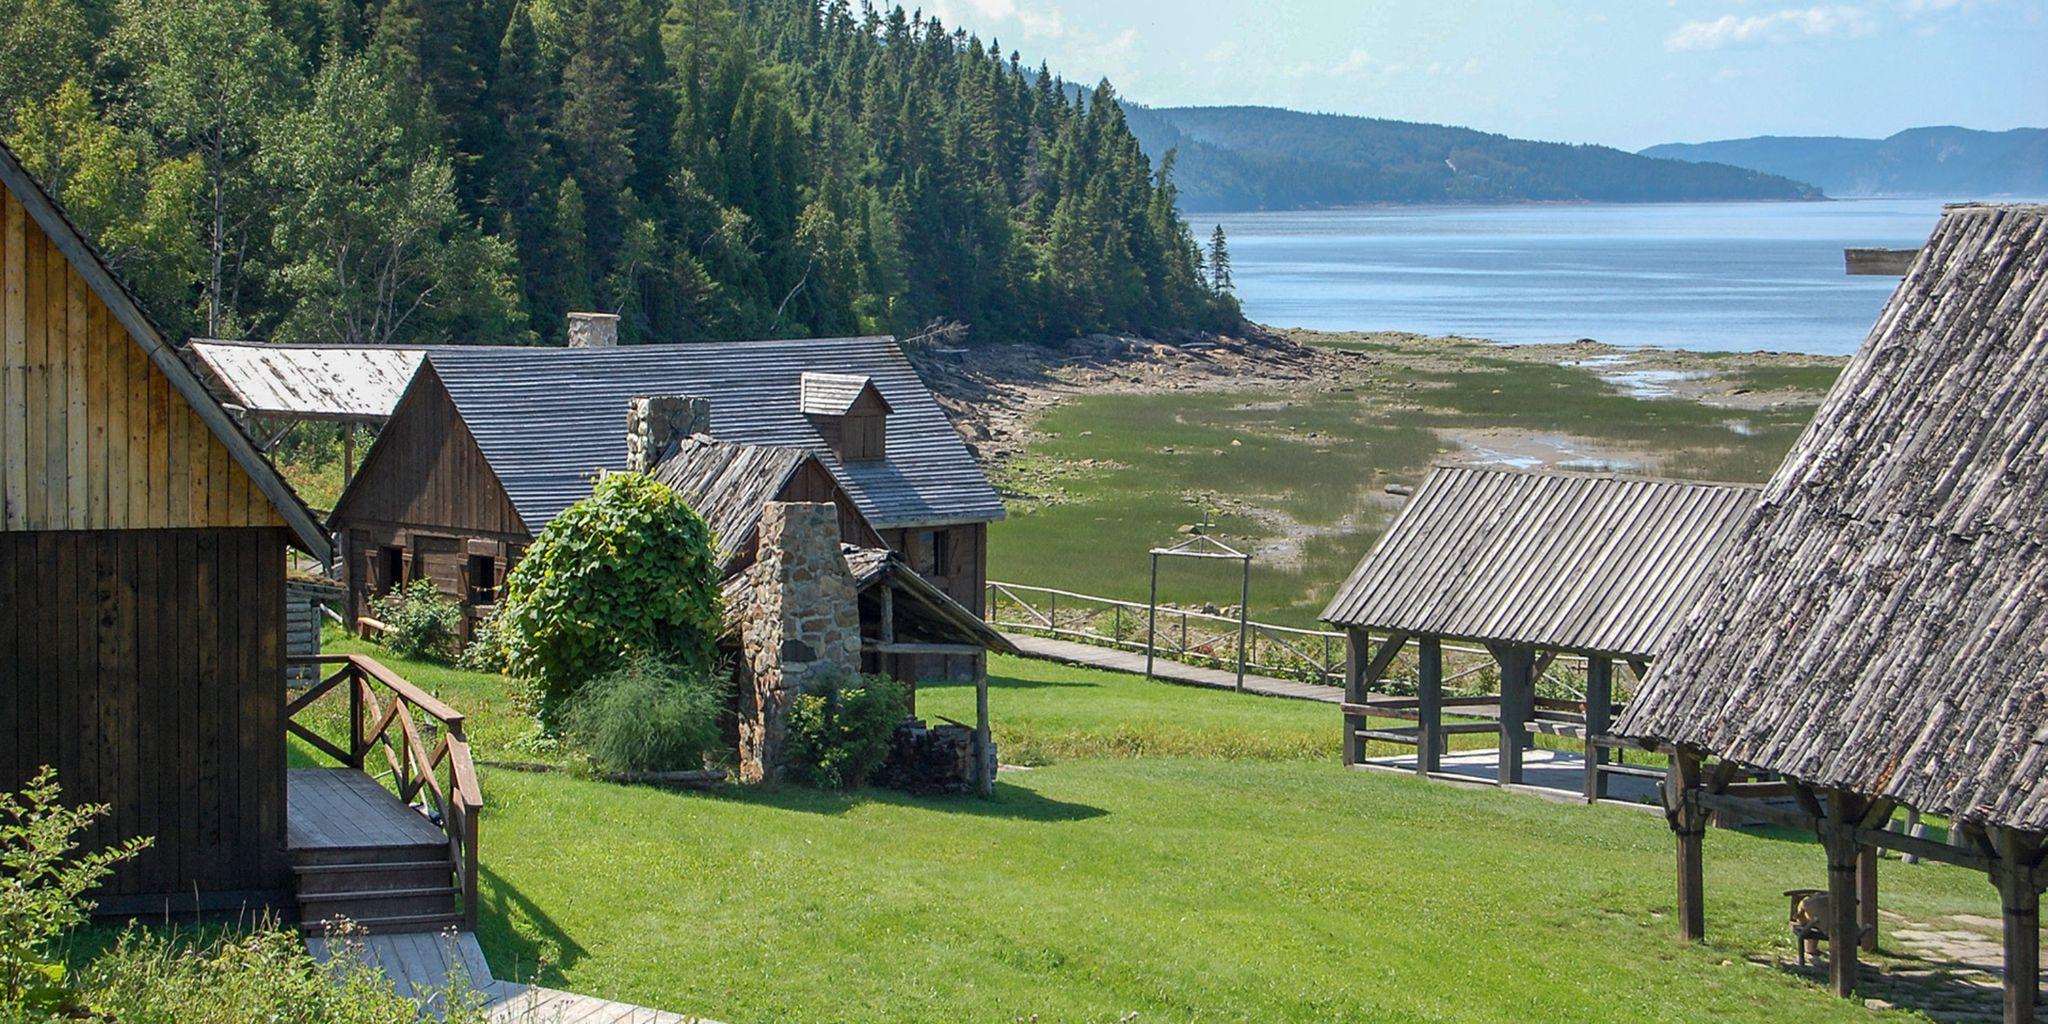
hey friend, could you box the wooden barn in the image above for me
[1616,204,2048,1021]
[1319,465,1758,800]
[0,140,330,913]
[327,339,1004,678]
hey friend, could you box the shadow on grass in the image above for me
[694,777,1108,823]
[1768,948,2008,1023]
[474,863,587,988]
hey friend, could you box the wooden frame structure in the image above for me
[1618,204,2048,1022]
[1145,534,1251,690]
[1320,466,1758,800]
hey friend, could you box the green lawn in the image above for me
[318,638,2000,1023]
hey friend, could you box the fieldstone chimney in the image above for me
[625,395,711,473]
[737,501,861,784]
[566,311,619,348]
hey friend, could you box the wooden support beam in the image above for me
[1583,656,1611,803]
[1342,628,1366,767]
[1824,790,1864,998]
[975,665,993,799]
[1671,749,1706,941]
[1858,844,1880,952]
[1417,636,1443,777]
[1995,828,2043,1024]
[1495,644,1533,786]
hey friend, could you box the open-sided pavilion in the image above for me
[1321,465,1758,801]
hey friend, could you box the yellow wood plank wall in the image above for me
[0,190,281,532]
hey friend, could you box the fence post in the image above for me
[349,664,365,768]
[1146,552,1159,678]
[1049,591,1057,636]
[1234,554,1250,692]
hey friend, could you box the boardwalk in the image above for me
[1001,632,1342,702]
[307,929,717,1023]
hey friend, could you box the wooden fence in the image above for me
[285,653,482,928]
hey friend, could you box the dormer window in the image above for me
[800,371,892,461]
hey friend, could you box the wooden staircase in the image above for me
[293,842,464,935]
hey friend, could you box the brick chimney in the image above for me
[737,502,861,783]
[566,311,619,348]
[625,395,711,473]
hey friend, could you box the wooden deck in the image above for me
[288,768,448,852]
[1002,632,1343,703]
[306,930,717,1023]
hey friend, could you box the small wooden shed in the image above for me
[1616,203,2048,1021]
[1320,465,1757,799]
[0,140,331,913]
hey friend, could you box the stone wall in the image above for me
[625,395,711,472]
[736,501,861,783]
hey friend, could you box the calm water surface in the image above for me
[1211,199,1985,355]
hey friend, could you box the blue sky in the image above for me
[921,0,2047,150]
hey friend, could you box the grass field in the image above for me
[989,337,1836,627]
[310,636,1995,1023]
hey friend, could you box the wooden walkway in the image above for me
[288,768,449,852]
[307,929,716,1023]
[1002,631,1343,703]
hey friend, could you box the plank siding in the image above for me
[333,364,526,540]
[1,528,290,907]
[0,192,281,534]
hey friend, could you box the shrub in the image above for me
[498,473,723,727]
[370,579,462,663]
[78,925,485,1023]
[785,673,911,789]
[562,652,730,774]
[457,612,508,674]
[0,767,150,1016]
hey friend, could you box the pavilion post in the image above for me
[1416,636,1443,777]
[1496,645,1533,786]
[1342,628,1366,766]
[1670,749,1706,941]
[975,664,993,799]
[1995,828,2042,1024]
[1857,844,1880,952]
[1234,553,1250,692]
[1584,655,1612,803]
[1824,791,1863,998]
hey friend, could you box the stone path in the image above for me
[308,929,718,1023]
[1745,909,2039,1024]
[1002,631,1342,702]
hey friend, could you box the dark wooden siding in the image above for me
[1,527,289,912]
[332,365,526,541]
[878,521,987,680]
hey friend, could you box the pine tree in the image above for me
[1208,224,1233,297]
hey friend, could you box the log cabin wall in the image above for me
[1,528,290,912]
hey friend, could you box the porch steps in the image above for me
[292,844,462,934]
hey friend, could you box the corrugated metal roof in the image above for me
[799,371,890,416]
[1320,466,1759,659]
[426,338,1004,532]
[1617,203,2048,830]
[186,339,426,421]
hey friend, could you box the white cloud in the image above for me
[1664,5,1877,50]
[930,0,1068,39]
[1283,47,1377,80]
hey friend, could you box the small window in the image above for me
[469,555,497,606]
[919,529,952,578]
[378,546,405,595]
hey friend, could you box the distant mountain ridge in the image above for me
[1120,104,1820,212]
[1641,127,2048,197]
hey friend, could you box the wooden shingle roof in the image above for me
[1616,203,2048,830]
[1320,465,1759,659]
[799,371,890,416]
[187,339,424,422]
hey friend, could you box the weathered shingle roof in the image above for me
[1616,203,2048,830]
[720,545,1017,655]
[651,436,883,571]
[187,339,425,421]
[1320,466,1759,659]
[799,371,890,416]
[424,338,1003,532]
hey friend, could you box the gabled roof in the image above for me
[0,140,329,559]
[650,435,884,572]
[799,371,891,416]
[187,339,425,422]
[1320,465,1759,659]
[424,338,1004,531]
[1616,204,2048,830]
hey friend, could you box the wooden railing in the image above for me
[986,580,1589,693]
[286,654,482,928]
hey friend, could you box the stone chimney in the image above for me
[737,502,861,784]
[566,311,620,348]
[625,395,711,473]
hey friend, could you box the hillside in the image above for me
[1642,126,2048,197]
[1122,104,1821,211]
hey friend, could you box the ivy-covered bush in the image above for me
[369,579,462,663]
[785,673,911,789]
[562,652,730,774]
[498,473,723,727]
